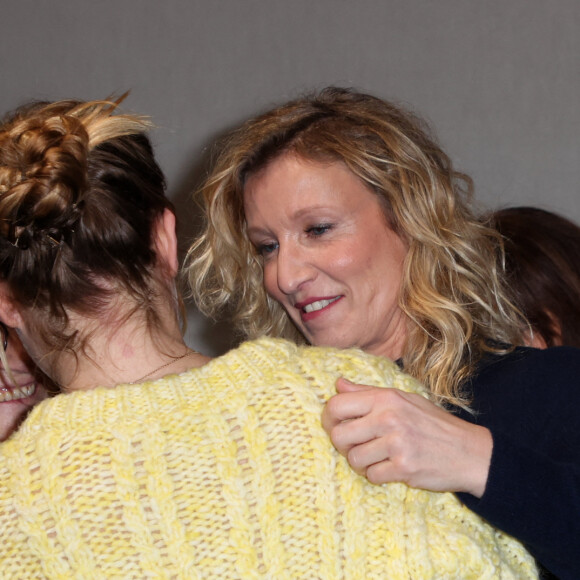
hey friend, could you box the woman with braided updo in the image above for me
[0,97,539,579]
[0,97,207,389]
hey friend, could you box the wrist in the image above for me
[464,425,493,498]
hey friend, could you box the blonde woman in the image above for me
[0,96,538,578]
[188,86,580,579]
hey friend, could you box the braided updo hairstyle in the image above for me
[0,96,174,354]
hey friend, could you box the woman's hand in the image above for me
[321,378,493,497]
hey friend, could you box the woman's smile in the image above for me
[296,295,343,320]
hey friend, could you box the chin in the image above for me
[0,383,47,441]
[0,401,32,441]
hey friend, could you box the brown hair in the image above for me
[187,87,524,406]
[492,206,580,348]
[0,97,174,356]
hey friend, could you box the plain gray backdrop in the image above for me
[2,0,578,354]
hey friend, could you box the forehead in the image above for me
[244,153,372,207]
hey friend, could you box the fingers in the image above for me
[322,386,408,457]
[347,436,392,474]
[335,377,372,393]
[329,414,372,456]
[365,460,397,486]
[321,384,376,432]
[322,383,411,433]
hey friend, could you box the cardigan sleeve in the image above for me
[455,346,580,580]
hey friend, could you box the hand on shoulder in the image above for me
[322,377,493,497]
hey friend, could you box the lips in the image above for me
[302,297,341,313]
[0,382,37,403]
[295,296,342,322]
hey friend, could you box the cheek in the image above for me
[330,241,368,278]
[262,262,280,299]
[32,384,48,404]
[361,249,404,306]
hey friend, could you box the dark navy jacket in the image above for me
[454,346,580,580]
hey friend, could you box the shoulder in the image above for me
[217,338,428,398]
[464,345,580,418]
[474,345,580,384]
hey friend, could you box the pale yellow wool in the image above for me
[0,338,537,579]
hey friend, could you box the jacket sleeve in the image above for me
[456,346,580,580]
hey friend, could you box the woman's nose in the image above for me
[275,243,313,295]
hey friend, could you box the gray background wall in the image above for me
[2,0,578,355]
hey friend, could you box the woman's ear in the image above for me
[153,208,179,278]
[0,283,23,328]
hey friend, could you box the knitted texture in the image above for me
[0,338,538,579]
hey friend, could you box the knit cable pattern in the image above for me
[0,338,538,579]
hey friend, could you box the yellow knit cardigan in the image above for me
[0,338,537,579]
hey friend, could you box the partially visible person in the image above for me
[0,97,538,579]
[0,321,47,440]
[187,86,580,579]
[490,206,580,349]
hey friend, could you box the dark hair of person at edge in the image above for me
[489,205,580,349]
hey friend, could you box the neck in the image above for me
[51,314,210,392]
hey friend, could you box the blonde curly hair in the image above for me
[186,87,524,406]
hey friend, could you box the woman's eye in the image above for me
[257,241,278,256]
[306,223,332,236]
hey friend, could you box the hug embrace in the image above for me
[0,88,577,578]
